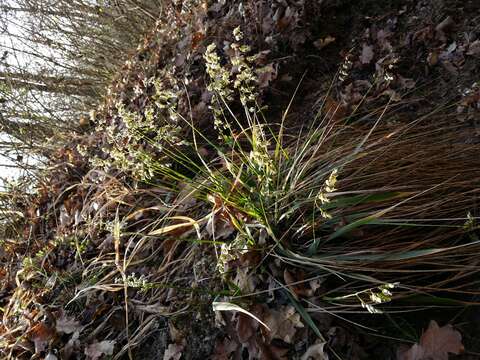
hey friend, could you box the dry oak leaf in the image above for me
[55,311,82,335]
[398,320,464,360]
[259,341,289,360]
[84,340,115,360]
[301,341,329,360]
[257,64,278,89]
[29,322,56,354]
[236,312,257,344]
[263,305,304,343]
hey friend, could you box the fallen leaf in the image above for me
[233,266,256,293]
[339,83,365,109]
[55,311,82,335]
[419,321,464,359]
[280,73,293,82]
[45,353,58,360]
[175,53,186,67]
[263,305,304,343]
[257,64,278,89]
[163,342,184,360]
[381,89,402,102]
[191,31,205,50]
[435,16,454,33]
[245,335,262,359]
[262,13,275,35]
[277,6,298,32]
[309,278,323,294]
[259,341,289,360]
[212,337,238,360]
[59,205,71,227]
[204,195,238,240]
[61,330,81,359]
[283,269,311,298]
[236,312,257,343]
[270,345,289,360]
[169,322,183,343]
[239,250,262,267]
[467,40,480,56]
[360,44,374,64]
[397,75,416,89]
[397,320,463,360]
[84,340,115,360]
[376,29,392,51]
[398,344,423,360]
[301,341,329,360]
[29,322,56,354]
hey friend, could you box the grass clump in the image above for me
[2,4,480,359]
[148,34,480,319]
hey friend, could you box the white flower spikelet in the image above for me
[315,168,339,219]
